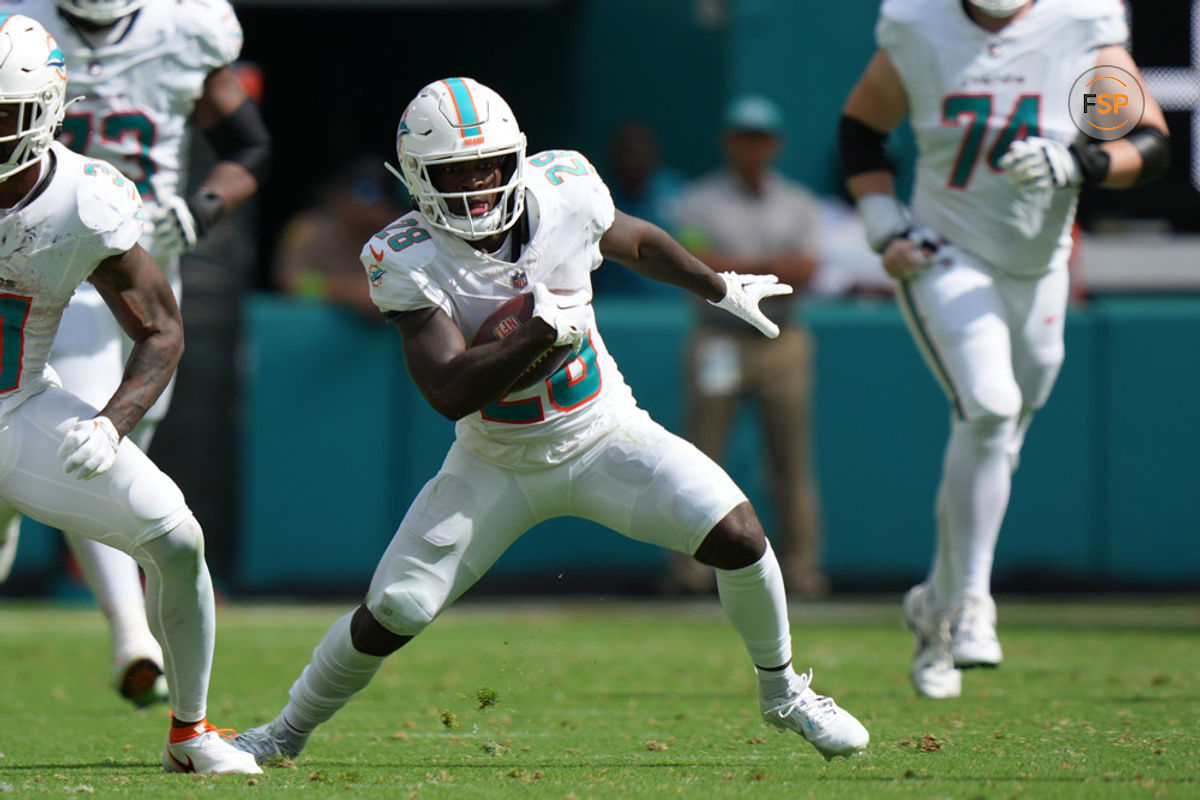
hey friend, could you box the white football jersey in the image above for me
[22,0,241,223]
[878,0,1127,274]
[0,143,143,419]
[363,149,639,470]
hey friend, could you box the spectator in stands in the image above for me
[593,121,686,297]
[666,94,829,597]
[273,156,401,317]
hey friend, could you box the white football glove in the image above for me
[532,282,589,353]
[59,416,120,480]
[708,272,793,338]
[998,136,1081,194]
[149,194,199,259]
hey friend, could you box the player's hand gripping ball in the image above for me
[472,293,575,391]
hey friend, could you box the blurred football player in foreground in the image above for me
[234,77,868,764]
[0,14,258,775]
[839,0,1168,698]
[0,0,270,708]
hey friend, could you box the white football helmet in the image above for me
[396,77,526,240]
[55,0,147,25]
[0,15,67,181]
[967,0,1029,17]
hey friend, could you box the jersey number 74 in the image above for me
[943,93,1040,190]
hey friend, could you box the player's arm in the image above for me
[676,241,816,291]
[87,245,184,437]
[193,65,270,214]
[153,66,272,256]
[838,50,927,281]
[999,47,1169,193]
[393,306,559,421]
[1088,45,1169,189]
[841,50,910,202]
[600,209,791,337]
[600,209,725,300]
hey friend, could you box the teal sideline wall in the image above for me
[572,0,728,180]
[570,0,906,197]
[8,294,1198,592]
[570,0,916,202]
[225,293,1198,595]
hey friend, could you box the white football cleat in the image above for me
[902,583,962,699]
[0,518,19,584]
[232,717,310,765]
[760,669,869,761]
[114,656,169,708]
[950,591,1003,668]
[163,719,263,775]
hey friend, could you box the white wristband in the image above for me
[857,194,911,253]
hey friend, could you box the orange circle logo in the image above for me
[1069,66,1145,141]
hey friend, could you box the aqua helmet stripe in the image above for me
[442,77,483,140]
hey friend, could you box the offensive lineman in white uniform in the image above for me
[232,77,869,764]
[839,0,1169,698]
[0,14,258,774]
[0,0,270,707]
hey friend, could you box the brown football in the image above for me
[471,293,572,391]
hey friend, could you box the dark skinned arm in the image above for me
[599,209,726,301]
[394,306,557,421]
[192,65,263,214]
[689,249,817,290]
[87,245,184,437]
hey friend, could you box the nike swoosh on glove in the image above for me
[532,282,590,353]
[59,416,120,480]
[998,136,1081,194]
[708,272,794,338]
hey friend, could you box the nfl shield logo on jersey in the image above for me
[511,270,528,290]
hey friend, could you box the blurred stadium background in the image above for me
[4,0,1199,600]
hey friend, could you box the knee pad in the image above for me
[961,377,1022,422]
[130,515,204,577]
[350,604,413,657]
[365,584,439,638]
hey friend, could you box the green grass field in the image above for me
[0,597,1197,799]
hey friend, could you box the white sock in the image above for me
[715,544,793,672]
[754,663,801,701]
[130,517,213,722]
[929,416,1015,608]
[64,531,162,667]
[280,611,386,733]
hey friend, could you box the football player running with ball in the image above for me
[0,15,258,775]
[233,77,868,764]
[0,0,270,708]
[839,0,1168,698]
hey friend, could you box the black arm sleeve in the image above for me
[1126,127,1170,186]
[1071,126,1170,188]
[202,97,272,185]
[838,114,894,179]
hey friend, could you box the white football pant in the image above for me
[365,409,747,635]
[896,245,1069,610]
